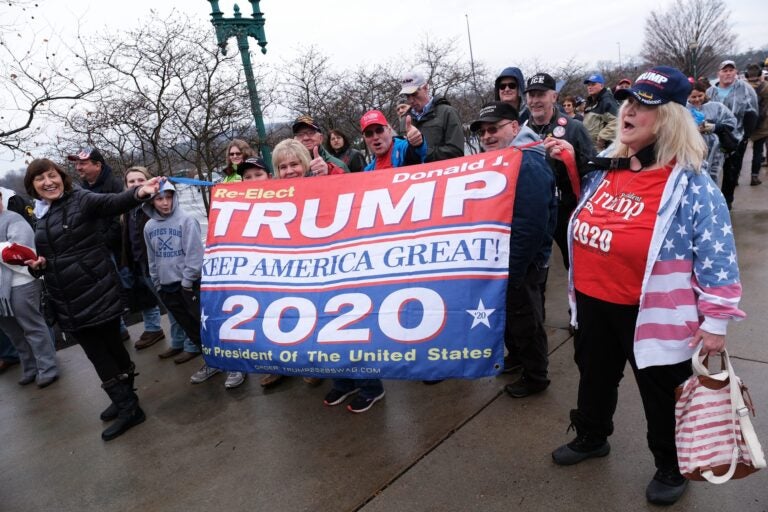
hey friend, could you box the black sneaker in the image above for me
[504,377,549,398]
[751,176,762,186]
[646,468,688,505]
[323,387,360,406]
[551,435,610,465]
[347,391,385,413]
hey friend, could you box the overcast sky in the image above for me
[1,0,766,171]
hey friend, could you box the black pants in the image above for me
[75,317,133,382]
[752,137,766,177]
[721,139,749,206]
[573,291,691,471]
[160,287,202,350]
[505,264,549,385]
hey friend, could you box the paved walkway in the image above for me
[1,156,767,511]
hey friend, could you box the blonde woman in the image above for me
[546,66,744,505]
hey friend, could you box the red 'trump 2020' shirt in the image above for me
[573,166,672,305]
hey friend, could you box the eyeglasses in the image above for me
[498,82,518,90]
[474,121,514,138]
[229,152,242,157]
[363,125,386,138]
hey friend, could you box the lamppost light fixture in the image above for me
[207,0,271,170]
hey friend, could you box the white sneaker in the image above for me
[224,371,246,389]
[190,364,222,384]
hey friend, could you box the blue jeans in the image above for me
[0,328,19,362]
[142,306,162,332]
[332,378,383,398]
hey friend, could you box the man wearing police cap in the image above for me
[524,73,595,271]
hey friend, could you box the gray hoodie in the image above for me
[142,182,203,289]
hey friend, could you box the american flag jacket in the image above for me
[567,162,746,369]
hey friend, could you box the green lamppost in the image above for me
[208,0,272,172]
[688,41,699,80]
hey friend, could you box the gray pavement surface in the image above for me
[2,154,768,512]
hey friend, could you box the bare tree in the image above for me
[0,1,97,155]
[57,10,267,188]
[641,0,736,77]
[279,45,341,129]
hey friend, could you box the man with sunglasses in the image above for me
[360,109,426,170]
[320,109,427,413]
[399,70,463,163]
[494,67,529,124]
[470,102,557,398]
[524,73,594,272]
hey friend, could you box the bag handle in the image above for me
[724,352,767,470]
[692,345,767,484]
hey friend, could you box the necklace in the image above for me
[609,169,643,203]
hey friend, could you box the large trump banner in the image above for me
[200,148,522,380]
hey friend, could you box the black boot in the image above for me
[101,372,145,441]
[552,409,612,465]
[100,363,137,421]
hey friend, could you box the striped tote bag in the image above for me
[675,347,766,483]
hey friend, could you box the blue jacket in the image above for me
[364,137,427,171]
[506,126,557,287]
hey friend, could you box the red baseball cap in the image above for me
[360,110,388,132]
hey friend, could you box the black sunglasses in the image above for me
[474,121,514,138]
[363,126,386,138]
[498,82,518,90]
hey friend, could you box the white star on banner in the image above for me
[200,308,208,331]
[716,268,729,281]
[691,183,702,195]
[701,256,714,269]
[676,224,688,236]
[466,299,495,329]
[727,252,736,265]
[701,229,712,242]
[664,239,675,251]
[720,223,733,237]
[713,240,724,253]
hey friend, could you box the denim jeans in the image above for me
[141,306,163,332]
[332,378,384,398]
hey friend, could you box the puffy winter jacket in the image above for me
[34,188,145,331]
